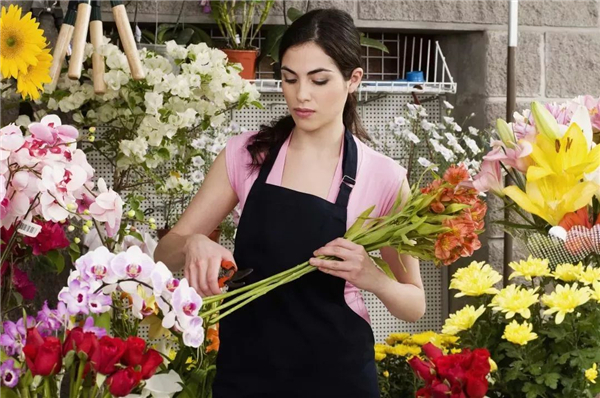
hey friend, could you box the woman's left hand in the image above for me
[309,237,385,293]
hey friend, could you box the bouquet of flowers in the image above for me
[443,258,600,397]
[0,301,182,398]
[197,164,486,325]
[473,96,600,268]
[408,342,492,398]
[0,5,52,100]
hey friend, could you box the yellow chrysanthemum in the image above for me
[489,285,539,319]
[407,331,438,346]
[509,256,552,281]
[450,261,502,297]
[375,352,386,362]
[438,334,460,347]
[0,5,47,79]
[385,332,410,346]
[383,370,390,378]
[586,363,598,384]
[553,262,584,282]
[374,344,388,353]
[542,283,591,324]
[389,344,421,357]
[502,320,538,345]
[578,265,600,285]
[592,281,600,303]
[15,47,51,100]
[450,348,462,354]
[442,305,485,336]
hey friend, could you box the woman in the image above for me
[154,8,425,398]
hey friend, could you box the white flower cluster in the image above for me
[382,102,488,176]
[41,39,259,175]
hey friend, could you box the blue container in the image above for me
[406,71,425,82]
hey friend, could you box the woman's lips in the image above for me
[294,108,315,118]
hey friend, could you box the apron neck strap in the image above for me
[255,128,358,208]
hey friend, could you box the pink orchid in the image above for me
[39,191,69,223]
[1,191,30,228]
[88,178,123,237]
[110,245,156,283]
[484,139,533,173]
[28,115,78,145]
[162,278,203,331]
[473,159,504,196]
[75,246,117,284]
[0,124,25,160]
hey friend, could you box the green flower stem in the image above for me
[43,378,51,398]
[207,265,316,325]
[101,390,111,398]
[71,360,86,398]
[89,383,99,398]
[202,262,309,305]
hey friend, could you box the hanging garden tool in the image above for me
[89,0,106,94]
[110,0,145,80]
[48,0,78,89]
[68,0,91,80]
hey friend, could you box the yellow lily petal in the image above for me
[503,185,544,219]
[563,181,598,213]
[526,166,553,182]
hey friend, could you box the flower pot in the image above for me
[222,49,258,80]
[157,227,221,243]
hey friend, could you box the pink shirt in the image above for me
[225,131,407,324]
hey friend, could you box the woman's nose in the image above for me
[296,81,311,103]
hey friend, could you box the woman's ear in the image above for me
[348,67,364,94]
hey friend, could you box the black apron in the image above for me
[213,128,379,398]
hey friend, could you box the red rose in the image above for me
[106,367,142,397]
[431,379,452,398]
[409,356,436,383]
[23,328,62,376]
[140,349,163,379]
[62,327,98,358]
[435,355,466,386]
[422,343,444,361]
[465,373,488,398]
[91,336,126,375]
[122,336,146,367]
[468,349,491,378]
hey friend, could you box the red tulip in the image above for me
[408,355,436,383]
[106,367,142,397]
[122,336,146,367]
[90,336,126,375]
[422,342,444,361]
[140,349,163,379]
[23,328,62,376]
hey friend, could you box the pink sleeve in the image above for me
[378,161,408,217]
[225,131,258,207]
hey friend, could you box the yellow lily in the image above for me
[531,101,562,140]
[527,120,600,182]
[503,174,598,226]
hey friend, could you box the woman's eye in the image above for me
[284,79,297,84]
[314,80,328,86]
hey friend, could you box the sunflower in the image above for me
[0,5,47,79]
[16,48,52,100]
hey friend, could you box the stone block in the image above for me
[486,194,505,239]
[520,0,599,27]
[272,0,356,17]
[546,32,600,98]
[358,0,507,24]
[485,31,542,98]
[484,99,532,127]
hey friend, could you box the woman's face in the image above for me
[280,42,363,133]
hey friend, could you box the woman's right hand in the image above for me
[183,233,236,297]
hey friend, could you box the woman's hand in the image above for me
[309,237,385,292]
[183,233,236,297]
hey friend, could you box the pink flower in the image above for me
[12,266,36,300]
[1,191,30,229]
[28,115,78,145]
[0,124,25,160]
[473,159,504,195]
[484,139,533,173]
[88,179,123,238]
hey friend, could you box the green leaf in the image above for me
[287,7,304,22]
[1,387,20,398]
[63,350,76,369]
[92,312,111,336]
[46,250,65,274]
[371,256,397,281]
[251,101,264,109]
[264,25,287,62]
[135,210,145,221]
[360,36,389,53]
[176,27,195,45]
[345,205,375,240]
[188,26,213,46]
[542,372,560,389]
[129,230,145,243]
[237,92,250,109]
[157,147,170,160]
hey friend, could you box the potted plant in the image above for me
[210,0,275,79]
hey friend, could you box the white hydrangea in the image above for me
[104,69,130,91]
[166,40,189,60]
[464,136,481,155]
[120,137,149,162]
[144,92,164,115]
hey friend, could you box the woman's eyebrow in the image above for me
[280,66,333,75]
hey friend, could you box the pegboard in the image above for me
[88,92,446,344]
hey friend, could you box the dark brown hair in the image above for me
[247,8,369,168]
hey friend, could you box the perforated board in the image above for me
[89,92,445,343]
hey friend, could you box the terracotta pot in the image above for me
[157,227,221,243]
[222,49,258,80]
